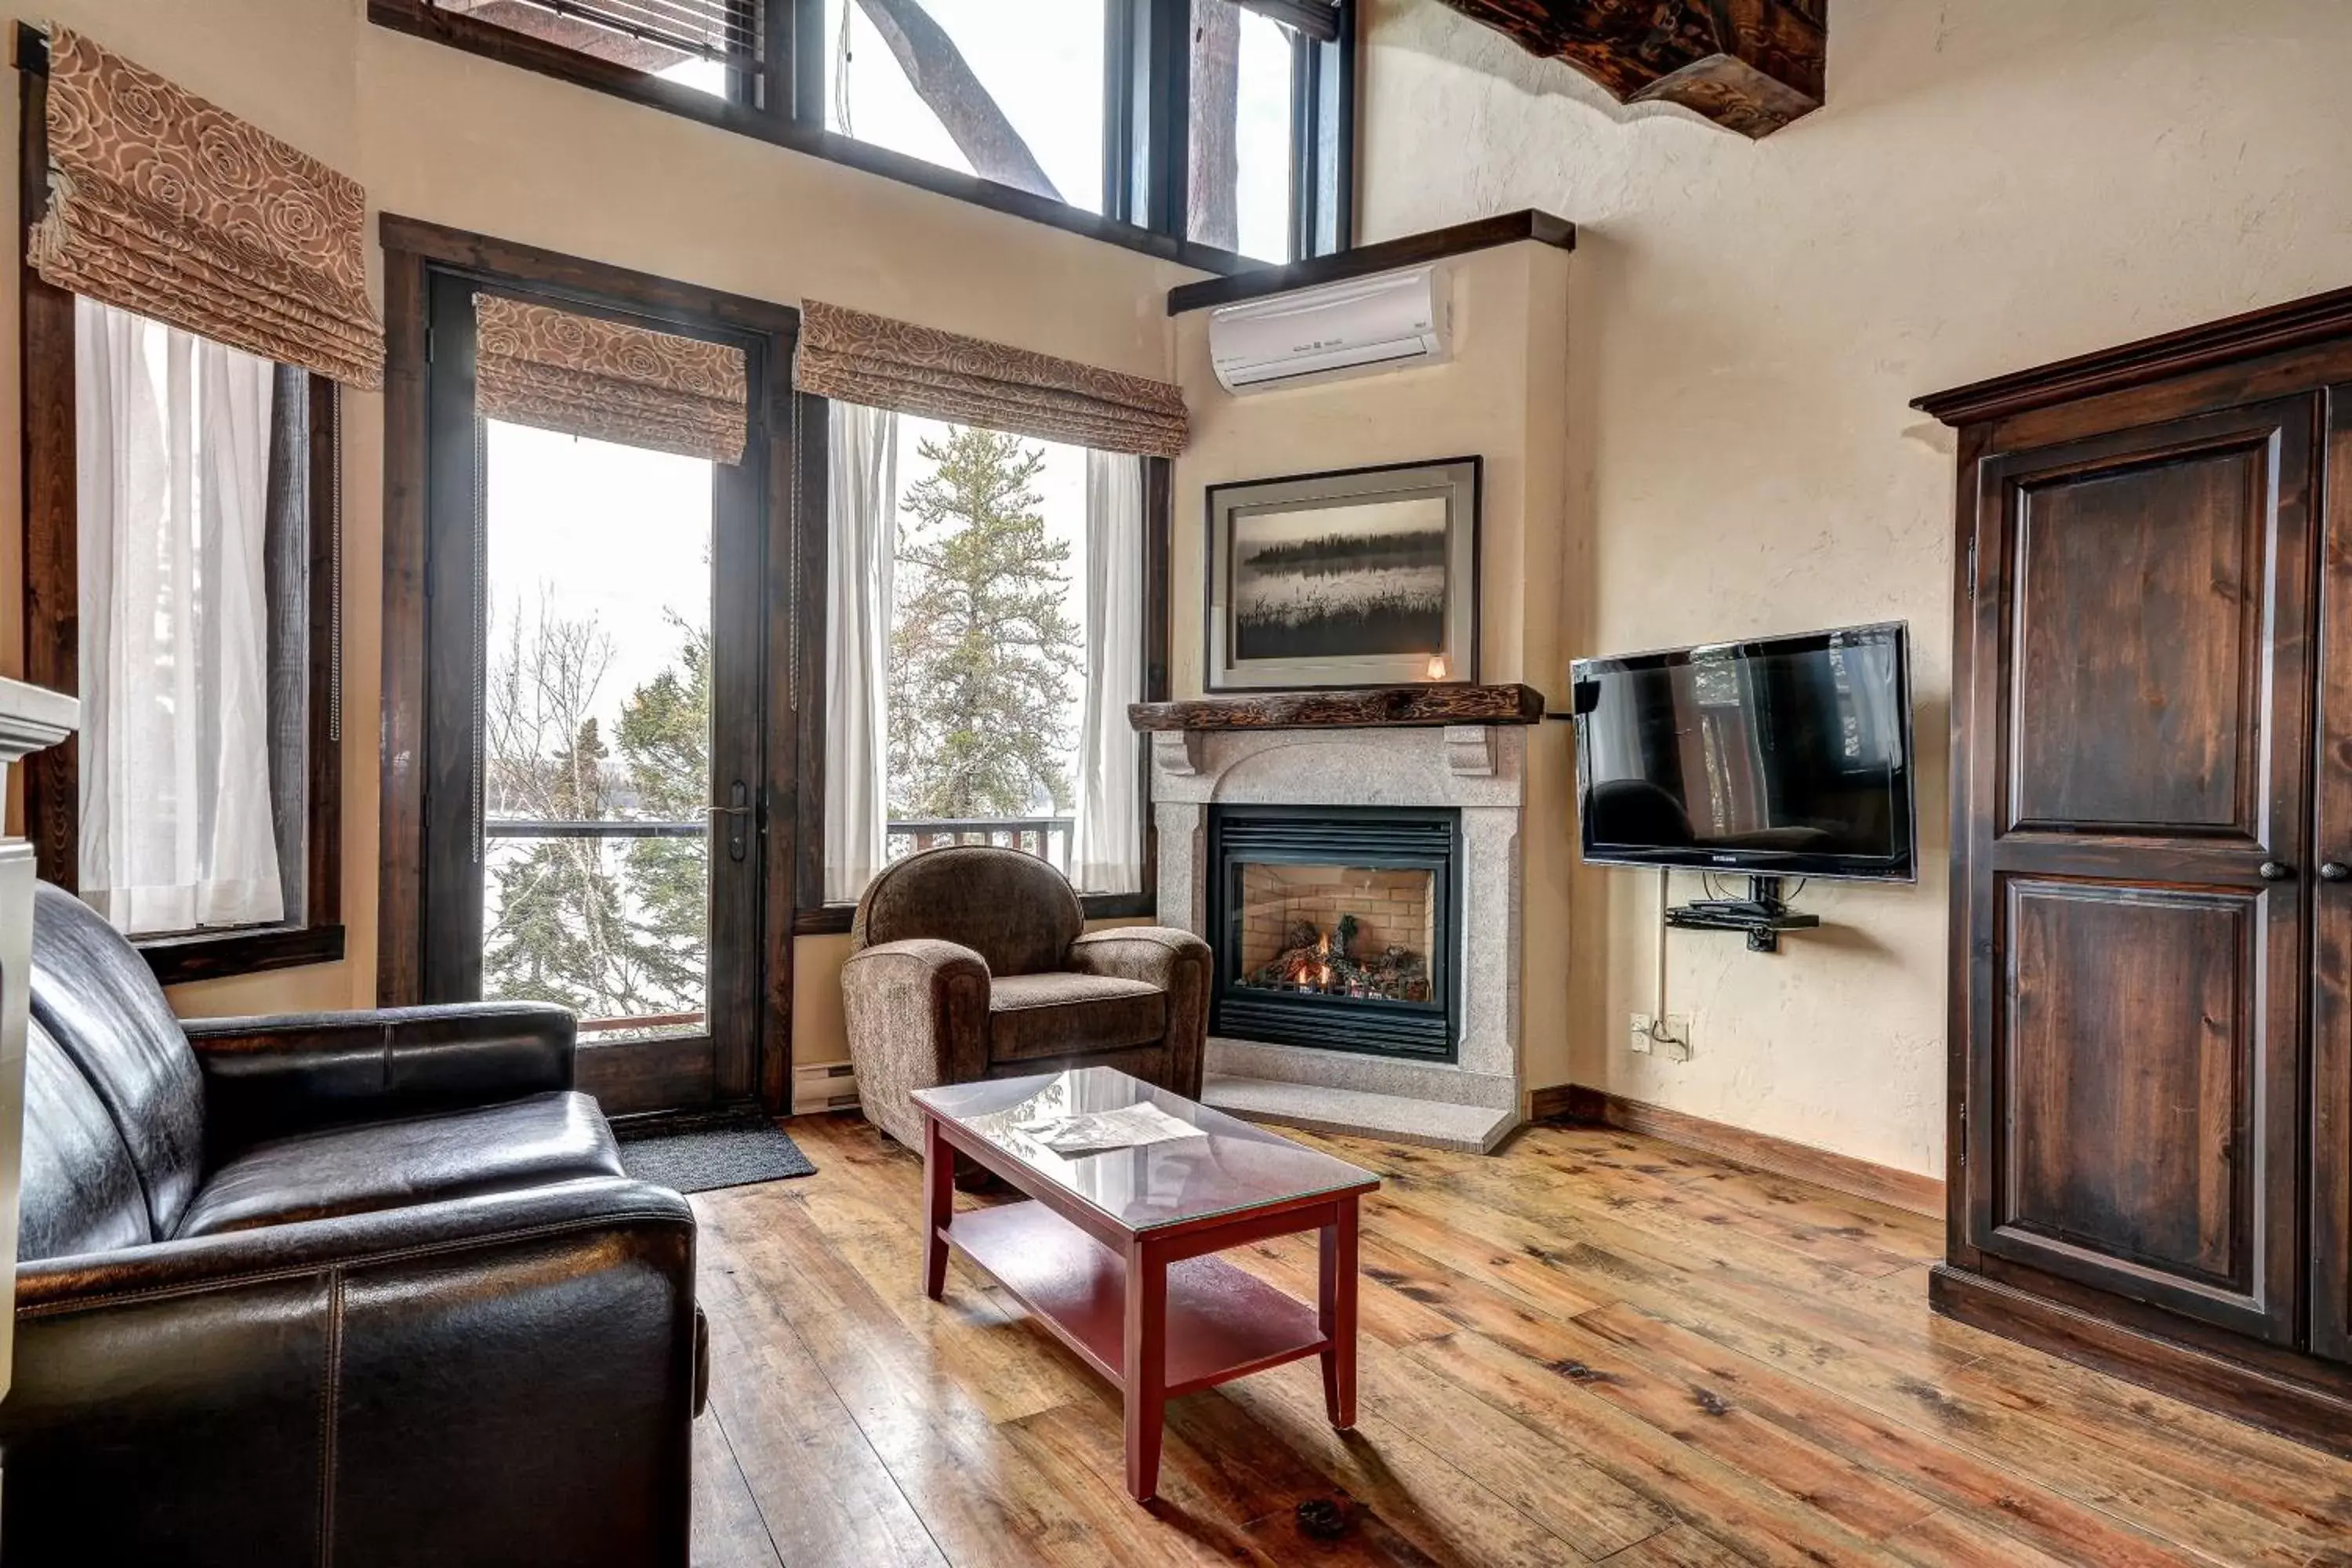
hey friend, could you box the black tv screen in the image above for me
[1570,622,1917,881]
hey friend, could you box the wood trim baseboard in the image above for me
[1930,1264,2352,1461]
[1532,1083,1944,1220]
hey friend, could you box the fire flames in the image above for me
[1246,912,1432,1004]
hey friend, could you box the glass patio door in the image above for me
[419,274,764,1112]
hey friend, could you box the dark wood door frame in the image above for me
[377,214,811,1113]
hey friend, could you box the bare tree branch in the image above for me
[851,0,1062,201]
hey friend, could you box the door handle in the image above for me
[710,782,752,862]
[2321,861,2350,884]
[2258,860,2294,882]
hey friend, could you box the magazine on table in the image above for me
[1014,1102,1207,1156]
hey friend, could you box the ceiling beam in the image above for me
[1429,0,1826,138]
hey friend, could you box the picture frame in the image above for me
[1205,456,1480,691]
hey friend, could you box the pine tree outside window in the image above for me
[823,410,1143,897]
[883,419,1092,875]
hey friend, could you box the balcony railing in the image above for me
[483,818,706,839]
[886,816,1073,869]
[480,812,1082,1033]
[481,815,1074,859]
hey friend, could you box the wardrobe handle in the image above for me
[2258,860,2294,882]
[2321,861,2350,884]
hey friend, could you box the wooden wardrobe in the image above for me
[1917,288,2352,1455]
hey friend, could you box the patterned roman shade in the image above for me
[474,295,749,464]
[795,300,1188,458]
[28,27,384,388]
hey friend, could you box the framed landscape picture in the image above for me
[1206,456,1480,691]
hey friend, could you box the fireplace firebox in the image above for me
[1207,806,1461,1062]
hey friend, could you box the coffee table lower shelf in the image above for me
[943,1200,1328,1396]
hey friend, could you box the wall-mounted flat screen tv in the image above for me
[1570,622,1917,882]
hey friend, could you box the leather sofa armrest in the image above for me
[184,1001,577,1160]
[1065,927,1212,1098]
[3,1179,699,1565]
[839,938,992,1145]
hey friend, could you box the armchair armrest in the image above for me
[1066,927,1212,1097]
[1065,926,1212,988]
[4,1178,698,1565]
[839,938,992,1145]
[183,1001,576,1160]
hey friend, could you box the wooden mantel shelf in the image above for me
[1127,684,1546,732]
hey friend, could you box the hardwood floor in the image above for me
[688,1113,2352,1567]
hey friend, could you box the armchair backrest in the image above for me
[27,882,205,1241]
[849,846,1084,977]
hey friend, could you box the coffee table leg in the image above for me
[921,1114,953,1301]
[1319,1196,1359,1429]
[1123,1236,1168,1502]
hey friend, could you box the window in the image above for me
[479,419,717,1041]
[824,0,1107,213]
[1186,0,1342,261]
[369,0,1355,267]
[401,0,762,100]
[21,299,345,982]
[819,405,1153,909]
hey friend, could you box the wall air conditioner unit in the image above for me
[1210,263,1452,395]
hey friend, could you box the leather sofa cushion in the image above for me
[17,1023,151,1261]
[986,971,1166,1064]
[173,1091,626,1240]
[852,845,1083,977]
[28,884,207,1239]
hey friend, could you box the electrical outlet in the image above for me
[1628,1012,1655,1054]
[1656,1014,1693,1062]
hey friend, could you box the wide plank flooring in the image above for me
[689,1113,2352,1567]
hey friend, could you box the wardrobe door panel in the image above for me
[1964,394,2318,1347]
[2007,448,2268,837]
[2311,386,2352,1365]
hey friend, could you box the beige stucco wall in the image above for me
[1169,241,1575,1091]
[1358,0,2352,1176]
[0,2,1195,1062]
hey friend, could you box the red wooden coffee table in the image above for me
[913,1067,1379,1502]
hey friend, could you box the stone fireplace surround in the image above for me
[1150,722,1527,1152]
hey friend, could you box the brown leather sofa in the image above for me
[840,845,1212,1146]
[2,883,701,1566]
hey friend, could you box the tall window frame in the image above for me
[15,46,346,985]
[366,0,1355,271]
[788,412,1171,935]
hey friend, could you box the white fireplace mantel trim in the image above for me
[1150,724,1526,1132]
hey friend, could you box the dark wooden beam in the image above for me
[1429,0,1826,139]
[1129,684,1545,731]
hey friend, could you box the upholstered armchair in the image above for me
[840,846,1211,1146]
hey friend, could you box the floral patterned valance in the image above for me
[474,295,748,465]
[28,27,384,389]
[794,300,1187,459]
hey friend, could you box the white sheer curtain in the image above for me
[823,401,898,903]
[1070,451,1145,893]
[75,296,283,934]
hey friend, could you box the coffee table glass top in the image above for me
[912,1067,1377,1234]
